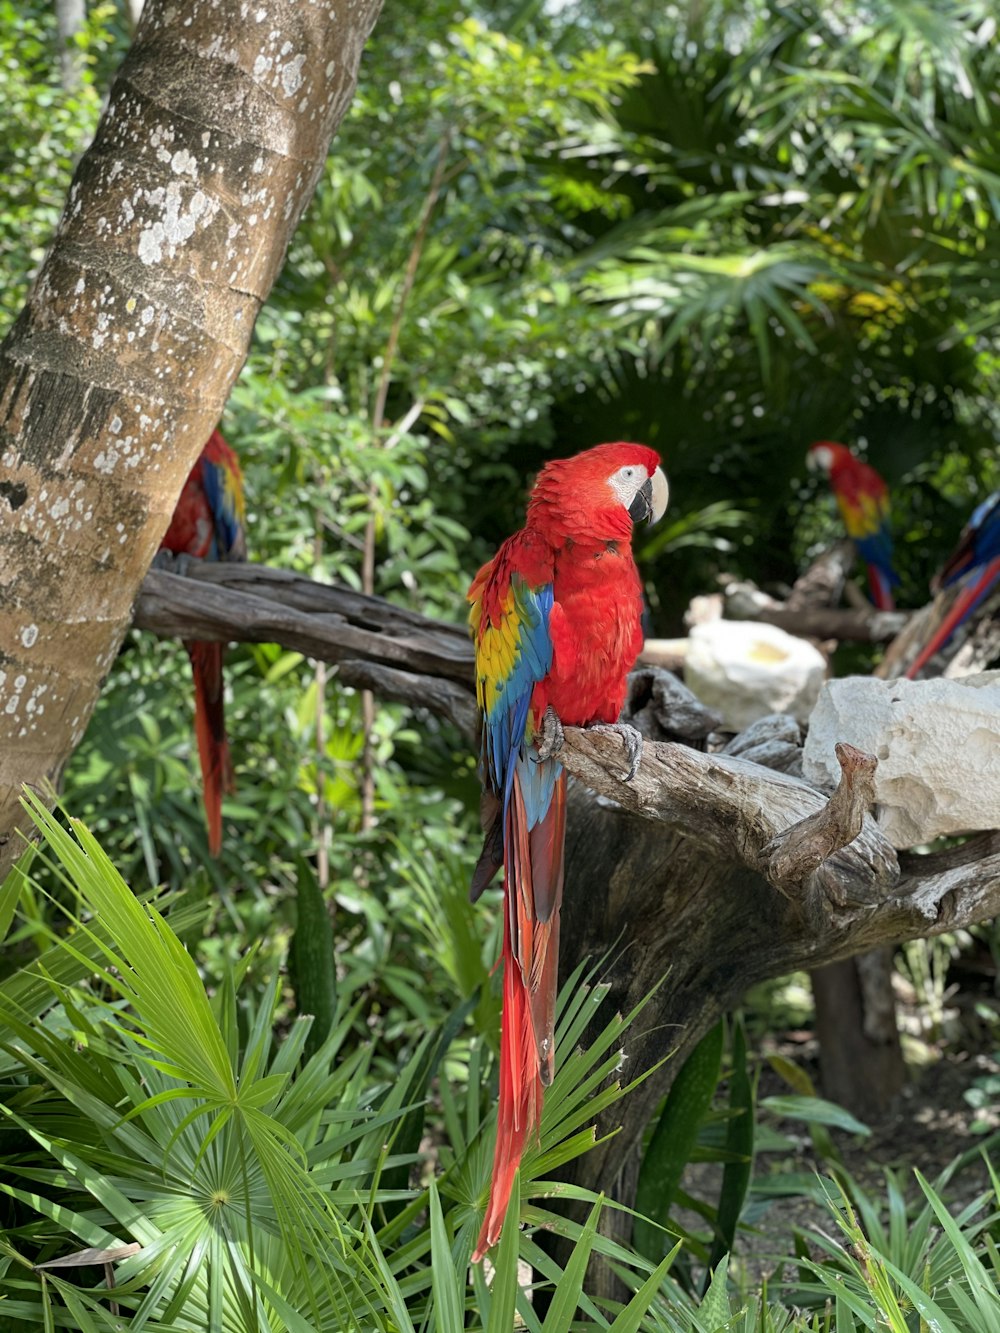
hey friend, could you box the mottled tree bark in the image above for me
[0,0,382,876]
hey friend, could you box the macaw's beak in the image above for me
[629,466,669,525]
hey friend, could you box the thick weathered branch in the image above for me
[134,566,473,685]
[132,562,999,947]
[557,726,896,904]
[724,582,908,643]
[337,659,478,739]
[760,742,877,893]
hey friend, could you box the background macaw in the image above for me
[159,429,247,855]
[905,490,1000,679]
[806,440,899,610]
[467,441,668,1260]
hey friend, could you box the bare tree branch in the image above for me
[133,558,1000,951]
[134,565,473,684]
[760,742,878,894]
[555,726,897,904]
[337,659,478,739]
[725,599,909,644]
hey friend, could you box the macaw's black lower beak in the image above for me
[629,479,653,524]
[629,465,669,525]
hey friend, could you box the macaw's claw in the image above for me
[588,721,644,782]
[534,705,565,762]
[150,548,177,573]
[152,549,200,578]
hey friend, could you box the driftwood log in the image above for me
[134,561,1000,1290]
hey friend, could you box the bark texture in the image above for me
[0,0,383,875]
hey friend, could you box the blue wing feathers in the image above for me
[855,530,898,585]
[202,458,243,559]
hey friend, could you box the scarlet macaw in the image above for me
[467,441,668,1260]
[159,429,246,855]
[806,441,899,610]
[905,490,1000,679]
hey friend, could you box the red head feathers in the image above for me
[527,442,667,544]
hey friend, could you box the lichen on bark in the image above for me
[0,0,384,873]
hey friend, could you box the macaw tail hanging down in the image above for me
[806,440,899,610]
[159,429,247,855]
[467,442,668,1260]
[905,490,1000,680]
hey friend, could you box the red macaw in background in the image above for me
[806,441,899,610]
[467,442,669,1260]
[905,490,1000,679]
[159,429,246,855]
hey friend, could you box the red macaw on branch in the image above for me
[905,490,1000,679]
[467,442,669,1260]
[159,429,246,855]
[806,441,899,610]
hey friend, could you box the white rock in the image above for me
[684,620,827,731]
[802,673,1000,848]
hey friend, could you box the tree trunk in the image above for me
[0,0,382,876]
[55,0,86,92]
[811,950,905,1120]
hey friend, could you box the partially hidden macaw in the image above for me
[467,441,669,1261]
[806,441,899,610]
[159,429,246,855]
[905,490,1000,680]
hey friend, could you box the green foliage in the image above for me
[0,2,121,337]
[4,1,1000,1325]
[785,1167,1000,1331]
[0,805,699,1329]
[635,1021,725,1265]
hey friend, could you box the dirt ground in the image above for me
[682,975,1000,1281]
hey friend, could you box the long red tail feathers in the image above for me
[473,768,566,1262]
[905,557,1000,680]
[867,564,896,612]
[187,640,234,856]
[472,913,543,1262]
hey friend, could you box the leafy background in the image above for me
[1,0,1000,1327]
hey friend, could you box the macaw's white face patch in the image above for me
[607,463,669,524]
[607,463,650,509]
[807,445,835,474]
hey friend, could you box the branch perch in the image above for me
[135,565,474,685]
[132,559,1000,945]
[557,727,896,905]
[760,742,878,895]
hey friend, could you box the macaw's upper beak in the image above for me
[629,466,669,525]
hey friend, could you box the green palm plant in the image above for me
[0,797,702,1330]
[536,0,1000,615]
[784,1165,1000,1332]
